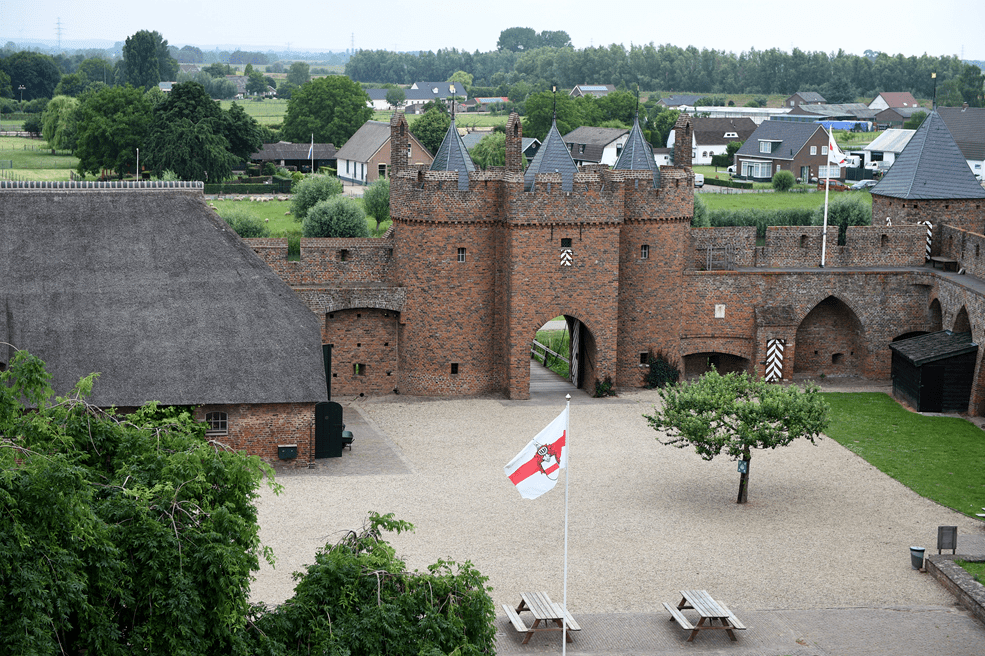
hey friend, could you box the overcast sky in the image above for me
[3,0,983,61]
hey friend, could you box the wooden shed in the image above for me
[890,331,977,413]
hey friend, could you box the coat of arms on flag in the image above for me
[504,408,568,499]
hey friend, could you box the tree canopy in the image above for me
[0,51,62,100]
[291,174,344,221]
[409,107,451,155]
[521,90,580,142]
[74,84,154,177]
[304,196,370,238]
[40,94,79,151]
[363,177,391,236]
[120,30,179,90]
[286,61,311,87]
[644,370,829,503]
[281,76,372,146]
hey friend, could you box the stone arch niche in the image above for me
[682,351,750,378]
[954,306,971,334]
[929,298,943,332]
[794,296,865,377]
[526,313,600,396]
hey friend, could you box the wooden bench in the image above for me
[662,602,695,632]
[930,256,959,272]
[717,602,746,631]
[502,604,529,634]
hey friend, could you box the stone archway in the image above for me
[794,296,865,377]
[682,352,750,378]
[954,306,971,333]
[524,313,601,398]
[929,298,943,332]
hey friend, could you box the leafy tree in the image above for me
[250,513,496,655]
[957,62,985,107]
[286,61,310,87]
[385,86,406,109]
[41,94,79,151]
[903,110,928,130]
[230,50,269,65]
[22,113,42,137]
[75,84,154,178]
[0,69,10,98]
[281,76,372,146]
[276,80,298,99]
[246,68,266,95]
[363,177,390,235]
[812,193,872,244]
[449,70,474,94]
[644,370,829,503]
[497,27,539,52]
[539,30,572,49]
[644,107,680,150]
[409,107,451,155]
[772,169,795,191]
[692,194,709,227]
[223,102,264,161]
[937,79,964,107]
[470,131,507,169]
[175,45,204,63]
[0,349,277,655]
[53,71,90,97]
[219,207,271,238]
[522,90,580,142]
[202,62,234,78]
[121,30,179,90]
[146,117,237,181]
[0,51,62,100]
[291,174,344,220]
[303,196,370,238]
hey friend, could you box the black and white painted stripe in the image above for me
[765,338,785,382]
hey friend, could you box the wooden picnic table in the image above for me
[502,591,580,644]
[930,256,959,272]
[662,589,746,642]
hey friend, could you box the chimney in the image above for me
[505,112,523,173]
[390,111,409,175]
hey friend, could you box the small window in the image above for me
[832,353,844,364]
[354,363,366,376]
[378,163,387,178]
[810,146,817,155]
[450,363,459,375]
[339,249,349,262]
[639,352,649,365]
[641,244,649,260]
[205,411,228,435]
[800,235,808,248]
[561,238,572,247]
[822,146,828,156]
[457,247,467,262]
[759,141,771,154]
[579,144,585,154]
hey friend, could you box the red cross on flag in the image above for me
[828,129,847,166]
[504,408,568,499]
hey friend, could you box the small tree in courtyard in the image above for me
[644,370,829,503]
[363,177,390,236]
[290,174,343,221]
[303,196,369,238]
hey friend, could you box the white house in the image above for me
[561,126,629,166]
[666,117,757,166]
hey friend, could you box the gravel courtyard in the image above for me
[250,382,983,616]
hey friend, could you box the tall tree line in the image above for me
[345,42,981,105]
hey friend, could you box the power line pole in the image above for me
[55,17,63,51]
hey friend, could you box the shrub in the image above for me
[692,194,710,227]
[363,177,390,236]
[812,193,871,245]
[593,375,616,397]
[22,114,42,136]
[303,196,369,238]
[772,170,795,192]
[217,207,271,238]
[707,207,815,237]
[644,349,681,389]
[290,174,343,221]
[261,162,277,176]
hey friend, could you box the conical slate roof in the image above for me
[613,114,659,185]
[524,118,578,192]
[430,118,474,190]
[872,110,985,200]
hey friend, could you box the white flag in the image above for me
[308,134,314,159]
[504,408,568,500]
[827,129,846,166]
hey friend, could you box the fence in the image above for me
[204,179,293,195]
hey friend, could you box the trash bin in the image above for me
[910,546,925,570]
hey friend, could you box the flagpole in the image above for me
[310,133,314,173]
[820,127,832,268]
[562,393,570,656]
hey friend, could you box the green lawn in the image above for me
[822,392,985,518]
[956,559,985,583]
[210,196,390,237]
[701,188,873,211]
[0,135,79,181]
[220,99,290,126]
[533,329,570,379]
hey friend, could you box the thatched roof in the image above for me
[0,182,328,407]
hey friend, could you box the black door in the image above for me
[314,401,345,458]
[920,365,945,413]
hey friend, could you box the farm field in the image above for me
[0,135,79,181]
[220,99,289,126]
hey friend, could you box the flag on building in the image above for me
[828,130,847,166]
[504,408,569,500]
[308,134,314,160]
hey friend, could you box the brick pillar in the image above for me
[505,112,522,173]
[674,114,693,169]
[390,111,409,175]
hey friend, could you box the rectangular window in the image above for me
[561,238,572,247]
[822,146,829,156]
[742,161,772,178]
[205,411,228,436]
[353,363,366,376]
[759,141,772,154]
[457,247,466,262]
[378,163,387,178]
[641,244,649,259]
[639,352,649,365]
[810,146,817,155]
[450,363,459,375]
[346,160,350,173]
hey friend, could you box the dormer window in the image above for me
[724,132,738,139]
[759,141,772,154]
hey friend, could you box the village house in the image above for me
[334,120,433,185]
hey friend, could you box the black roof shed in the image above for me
[889,331,977,413]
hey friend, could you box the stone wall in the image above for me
[248,238,395,286]
[195,402,316,468]
[873,195,985,235]
[926,555,985,628]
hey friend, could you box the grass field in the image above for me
[956,559,985,583]
[220,99,291,126]
[0,135,79,181]
[821,392,985,519]
[533,329,570,379]
[701,187,874,211]
[210,196,390,237]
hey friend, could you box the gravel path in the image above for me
[251,382,983,615]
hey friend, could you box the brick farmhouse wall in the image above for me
[194,403,316,468]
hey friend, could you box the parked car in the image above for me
[817,179,850,191]
[726,165,736,174]
[850,179,878,191]
[694,173,704,187]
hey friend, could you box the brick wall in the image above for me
[756,225,926,268]
[938,224,985,277]
[323,308,399,396]
[873,194,985,235]
[195,402,316,468]
[689,227,757,270]
[247,238,395,286]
